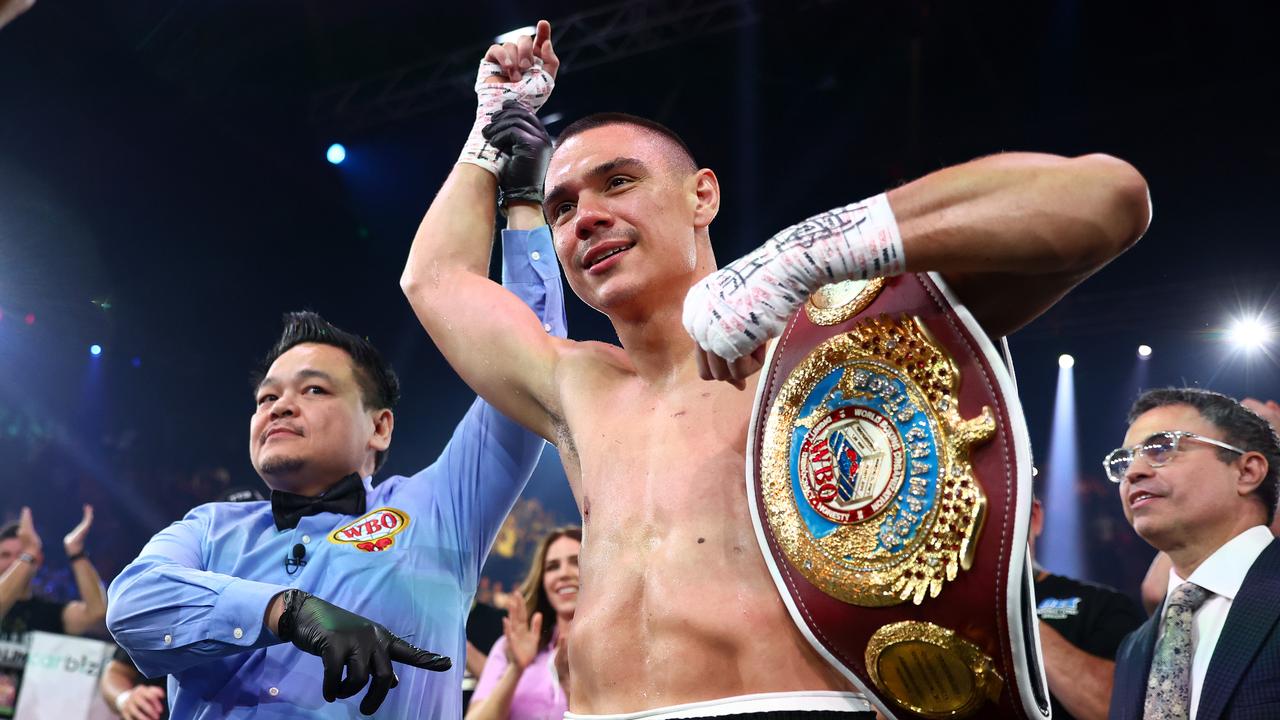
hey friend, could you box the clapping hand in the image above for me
[502,591,543,672]
[63,504,93,558]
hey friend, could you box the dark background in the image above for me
[0,0,1276,602]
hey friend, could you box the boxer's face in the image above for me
[544,124,706,313]
[250,343,390,492]
[542,535,580,618]
[1118,404,1244,550]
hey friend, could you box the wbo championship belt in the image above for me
[747,272,1050,719]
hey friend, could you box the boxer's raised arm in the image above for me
[402,22,565,443]
[685,152,1150,366]
[887,152,1150,337]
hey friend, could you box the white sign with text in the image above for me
[14,632,114,720]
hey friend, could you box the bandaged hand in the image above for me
[458,20,558,176]
[683,193,905,362]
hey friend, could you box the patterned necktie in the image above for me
[1143,581,1212,720]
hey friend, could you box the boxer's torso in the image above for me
[553,344,850,714]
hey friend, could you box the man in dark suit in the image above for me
[1107,388,1280,720]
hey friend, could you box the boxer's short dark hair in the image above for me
[254,311,400,473]
[556,112,697,173]
[1129,387,1280,524]
[0,522,18,542]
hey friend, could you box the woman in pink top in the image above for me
[469,527,580,720]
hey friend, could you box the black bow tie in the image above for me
[271,474,366,531]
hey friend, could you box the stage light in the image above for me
[131,357,142,368]
[1227,315,1273,350]
[24,313,34,325]
[494,25,536,44]
[1137,344,1152,358]
[89,344,102,357]
[326,143,347,165]
[1043,347,1084,577]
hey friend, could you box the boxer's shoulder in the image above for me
[555,340,634,390]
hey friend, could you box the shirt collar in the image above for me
[1167,525,1274,602]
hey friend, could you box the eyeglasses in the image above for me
[1103,431,1247,483]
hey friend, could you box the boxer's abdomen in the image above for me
[563,375,851,714]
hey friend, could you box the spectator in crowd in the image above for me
[1138,396,1280,614]
[1108,388,1280,720]
[100,648,167,720]
[464,598,508,711]
[0,505,106,636]
[468,527,580,720]
[0,505,107,717]
[1029,496,1146,720]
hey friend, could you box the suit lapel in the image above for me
[1196,540,1280,720]
[1111,609,1160,720]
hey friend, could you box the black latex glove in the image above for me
[275,589,451,716]
[482,99,552,208]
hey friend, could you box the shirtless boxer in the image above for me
[402,20,1151,717]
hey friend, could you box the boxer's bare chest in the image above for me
[558,365,759,532]
[552,361,853,710]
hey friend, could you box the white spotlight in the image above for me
[494,26,537,44]
[1137,344,1152,358]
[1228,316,1273,350]
[1058,354,1075,369]
[326,143,347,165]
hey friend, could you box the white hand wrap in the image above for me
[683,193,906,360]
[457,58,554,176]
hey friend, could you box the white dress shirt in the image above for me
[1159,524,1274,720]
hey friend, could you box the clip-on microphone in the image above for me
[285,543,307,575]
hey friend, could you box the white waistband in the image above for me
[563,691,871,720]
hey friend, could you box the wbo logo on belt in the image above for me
[329,507,410,552]
[749,275,1046,720]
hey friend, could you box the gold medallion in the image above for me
[865,621,1003,718]
[758,313,996,606]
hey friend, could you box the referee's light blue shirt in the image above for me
[107,227,565,719]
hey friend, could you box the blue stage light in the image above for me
[90,344,102,356]
[1041,356,1084,578]
[326,143,347,165]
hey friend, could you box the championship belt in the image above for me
[747,273,1050,719]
